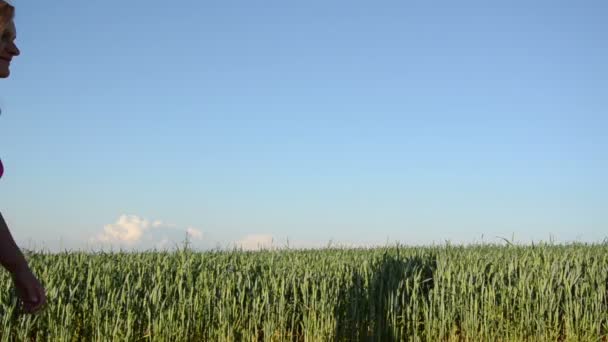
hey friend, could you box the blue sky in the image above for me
[1,0,607,252]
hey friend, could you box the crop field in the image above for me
[0,242,607,341]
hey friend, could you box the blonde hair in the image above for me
[0,1,15,33]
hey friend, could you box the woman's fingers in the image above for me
[11,266,47,314]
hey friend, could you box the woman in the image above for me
[0,0,47,314]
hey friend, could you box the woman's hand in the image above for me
[10,265,47,314]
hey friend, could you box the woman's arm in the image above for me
[0,212,47,314]
[0,211,29,273]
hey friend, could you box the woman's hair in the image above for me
[0,1,15,33]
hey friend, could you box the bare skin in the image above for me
[0,18,19,77]
[0,214,47,314]
[0,5,47,314]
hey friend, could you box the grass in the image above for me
[0,240,607,341]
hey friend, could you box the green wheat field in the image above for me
[1,241,607,341]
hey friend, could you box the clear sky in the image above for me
[1,0,606,252]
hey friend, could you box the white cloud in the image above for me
[90,214,205,251]
[186,227,203,240]
[156,238,170,250]
[92,214,150,245]
[89,216,384,253]
[233,234,275,251]
[229,235,385,252]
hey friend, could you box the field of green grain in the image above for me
[0,242,607,341]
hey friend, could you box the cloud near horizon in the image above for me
[233,234,275,251]
[89,215,386,253]
[90,214,204,251]
[231,234,382,251]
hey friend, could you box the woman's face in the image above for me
[0,19,20,78]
